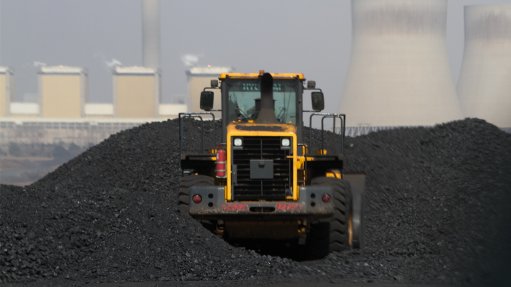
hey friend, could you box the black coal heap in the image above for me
[1,118,510,285]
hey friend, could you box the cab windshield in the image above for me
[226,80,298,124]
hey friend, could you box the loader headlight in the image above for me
[281,138,291,148]
[233,138,243,147]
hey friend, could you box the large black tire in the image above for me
[343,173,365,250]
[350,183,363,249]
[306,177,353,259]
[178,175,214,215]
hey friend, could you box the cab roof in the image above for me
[219,71,305,81]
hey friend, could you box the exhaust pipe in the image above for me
[256,73,278,124]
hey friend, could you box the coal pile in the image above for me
[0,121,301,283]
[1,118,510,285]
[309,119,511,285]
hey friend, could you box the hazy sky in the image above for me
[1,0,511,111]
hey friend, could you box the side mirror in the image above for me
[311,92,324,112]
[211,79,219,88]
[200,91,214,111]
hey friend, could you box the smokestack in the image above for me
[458,5,511,128]
[256,73,277,124]
[0,1,3,64]
[341,0,462,127]
[142,0,160,68]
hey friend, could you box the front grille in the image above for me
[232,136,292,201]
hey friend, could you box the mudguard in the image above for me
[344,173,365,249]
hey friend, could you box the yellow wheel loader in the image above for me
[179,71,364,258]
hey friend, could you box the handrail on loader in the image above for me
[178,112,216,154]
[306,112,346,155]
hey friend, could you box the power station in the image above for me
[0,0,181,121]
[458,4,511,129]
[341,0,462,127]
[3,0,511,134]
[1,65,186,120]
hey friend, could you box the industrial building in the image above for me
[83,103,114,118]
[341,0,462,127]
[0,67,12,117]
[458,4,511,128]
[8,103,39,117]
[186,66,232,116]
[82,102,186,119]
[113,66,159,118]
[39,66,86,118]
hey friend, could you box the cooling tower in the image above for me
[39,66,86,118]
[113,66,159,118]
[458,5,511,128]
[142,0,160,68]
[341,0,462,127]
[0,67,12,117]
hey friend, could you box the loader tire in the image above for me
[306,177,352,259]
[178,175,214,215]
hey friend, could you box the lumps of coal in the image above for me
[1,118,510,285]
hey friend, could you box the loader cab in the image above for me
[218,73,306,141]
[223,79,300,124]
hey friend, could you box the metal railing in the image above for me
[178,112,220,155]
[305,112,346,155]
